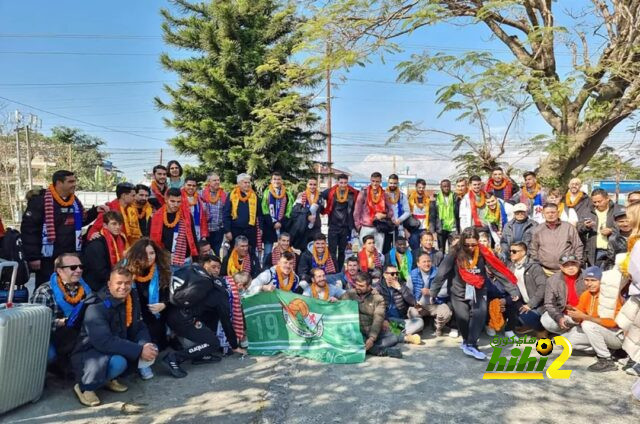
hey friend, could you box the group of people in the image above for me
[11,162,640,405]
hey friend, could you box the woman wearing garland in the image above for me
[430,227,519,360]
[125,238,171,354]
[84,211,129,291]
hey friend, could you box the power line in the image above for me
[0,50,159,57]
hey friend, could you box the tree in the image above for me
[386,51,546,177]
[78,166,125,192]
[302,1,640,185]
[48,126,107,189]
[156,0,325,188]
[578,146,640,182]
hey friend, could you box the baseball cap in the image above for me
[513,203,528,213]
[559,254,580,265]
[614,208,627,220]
[584,266,603,280]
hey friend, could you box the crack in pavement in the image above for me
[254,357,298,424]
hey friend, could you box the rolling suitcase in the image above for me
[0,261,51,415]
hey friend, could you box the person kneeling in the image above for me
[71,265,158,407]
[565,266,624,372]
[165,256,246,378]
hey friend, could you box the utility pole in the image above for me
[25,114,41,190]
[159,148,164,165]
[392,155,397,174]
[13,110,23,214]
[325,42,332,188]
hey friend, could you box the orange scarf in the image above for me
[565,191,583,208]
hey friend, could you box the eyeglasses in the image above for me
[509,249,523,254]
[385,272,399,276]
[59,264,84,271]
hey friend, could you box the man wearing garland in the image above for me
[511,171,546,223]
[407,178,436,250]
[201,172,227,255]
[562,177,591,226]
[134,184,153,237]
[181,176,209,241]
[385,236,413,283]
[248,251,301,294]
[485,167,519,201]
[385,174,411,252]
[433,179,456,253]
[223,173,261,253]
[84,212,129,291]
[358,234,385,273]
[263,232,299,272]
[303,268,344,301]
[454,177,468,233]
[148,165,168,210]
[290,177,323,251]
[150,188,198,269]
[354,172,394,253]
[31,253,92,372]
[221,235,260,278]
[298,233,337,281]
[327,255,360,290]
[459,175,489,230]
[21,170,100,287]
[484,194,512,248]
[261,172,295,267]
[322,173,359,272]
[88,182,142,245]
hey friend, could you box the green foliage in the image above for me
[156,0,325,189]
[578,146,640,182]
[47,127,107,189]
[78,166,126,192]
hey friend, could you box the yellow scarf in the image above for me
[227,248,243,276]
[230,186,257,226]
[120,204,142,245]
[408,190,429,227]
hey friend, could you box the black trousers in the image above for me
[437,230,452,253]
[328,226,350,272]
[35,257,55,288]
[450,290,487,347]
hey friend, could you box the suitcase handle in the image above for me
[0,261,19,308]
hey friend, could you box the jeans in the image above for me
[368,330,404,355]
[409,230,422,251]
[437,230,452,253]
[262,242,274,269]
[47,343,57,365]
[451,289,487,347]
[504,298,543,331]
[106,355,128,382]
[565,321,623,358]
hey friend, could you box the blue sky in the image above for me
[0,1,635,182]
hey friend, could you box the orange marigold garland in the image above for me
[125,294,133,327]
[57,278,84,304]
[523,183,541,200]
[276,266,295,291]
[135,263,155,283]
[311,283,329,300]
[163,208,181,228]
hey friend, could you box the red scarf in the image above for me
[150,181,167,208]
[564,274,579,307]
[271,245,297,269]
[224,276,245,342]
[323,185,359,217]
[485,178,513,199]
[366,186,386,220]
[150,206,197,266]
[457,245,517,289]
[100,228,127,266]
[181,189,209,240]
[468,191,486,227]
[358,248,382,272]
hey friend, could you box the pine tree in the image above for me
[156,0,324,188]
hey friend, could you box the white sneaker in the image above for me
[486,327,496,337]
[504,330,515,338]
[449,329,459,338]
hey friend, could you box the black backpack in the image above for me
[0,228,31,288]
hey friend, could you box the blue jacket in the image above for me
[409,266,448,304]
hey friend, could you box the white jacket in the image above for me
[598,253,626,319]
[616,295,640,362]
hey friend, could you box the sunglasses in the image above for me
[509,249,523,254]
[60,264,84,271]
[385,272,399,276]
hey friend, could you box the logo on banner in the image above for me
[281,298,324,339]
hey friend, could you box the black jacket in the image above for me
[577,200,622,266]
[411,247,444,269]
[71,288,150,390]
[83,237,111,292]
[221,252,261,278]
[500,218,538,261]
[297,247,337,281]
[509,259,547,313]
[604,229,630,270]
[21,189,98,261]
[374,278,415,319]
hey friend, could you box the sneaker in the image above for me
[192,354,222,365]
[624,361,640,377]
[104,379,128,393]
[240,338,249,349]
[162,353,188,378]
[463,345,487,360]
[486,327,496,337]
[405,334,421,345]
[386,347,403,359]
[449,329,459,338]
[460,341,467,350]
[139,366,154,380]
[587,357,618,373]
[505,330,516,338]
[73,384,100,407]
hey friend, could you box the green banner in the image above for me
[241,290,365,364]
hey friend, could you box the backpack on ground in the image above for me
[0,228,31,289]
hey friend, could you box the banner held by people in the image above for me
[242,291,365,364]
